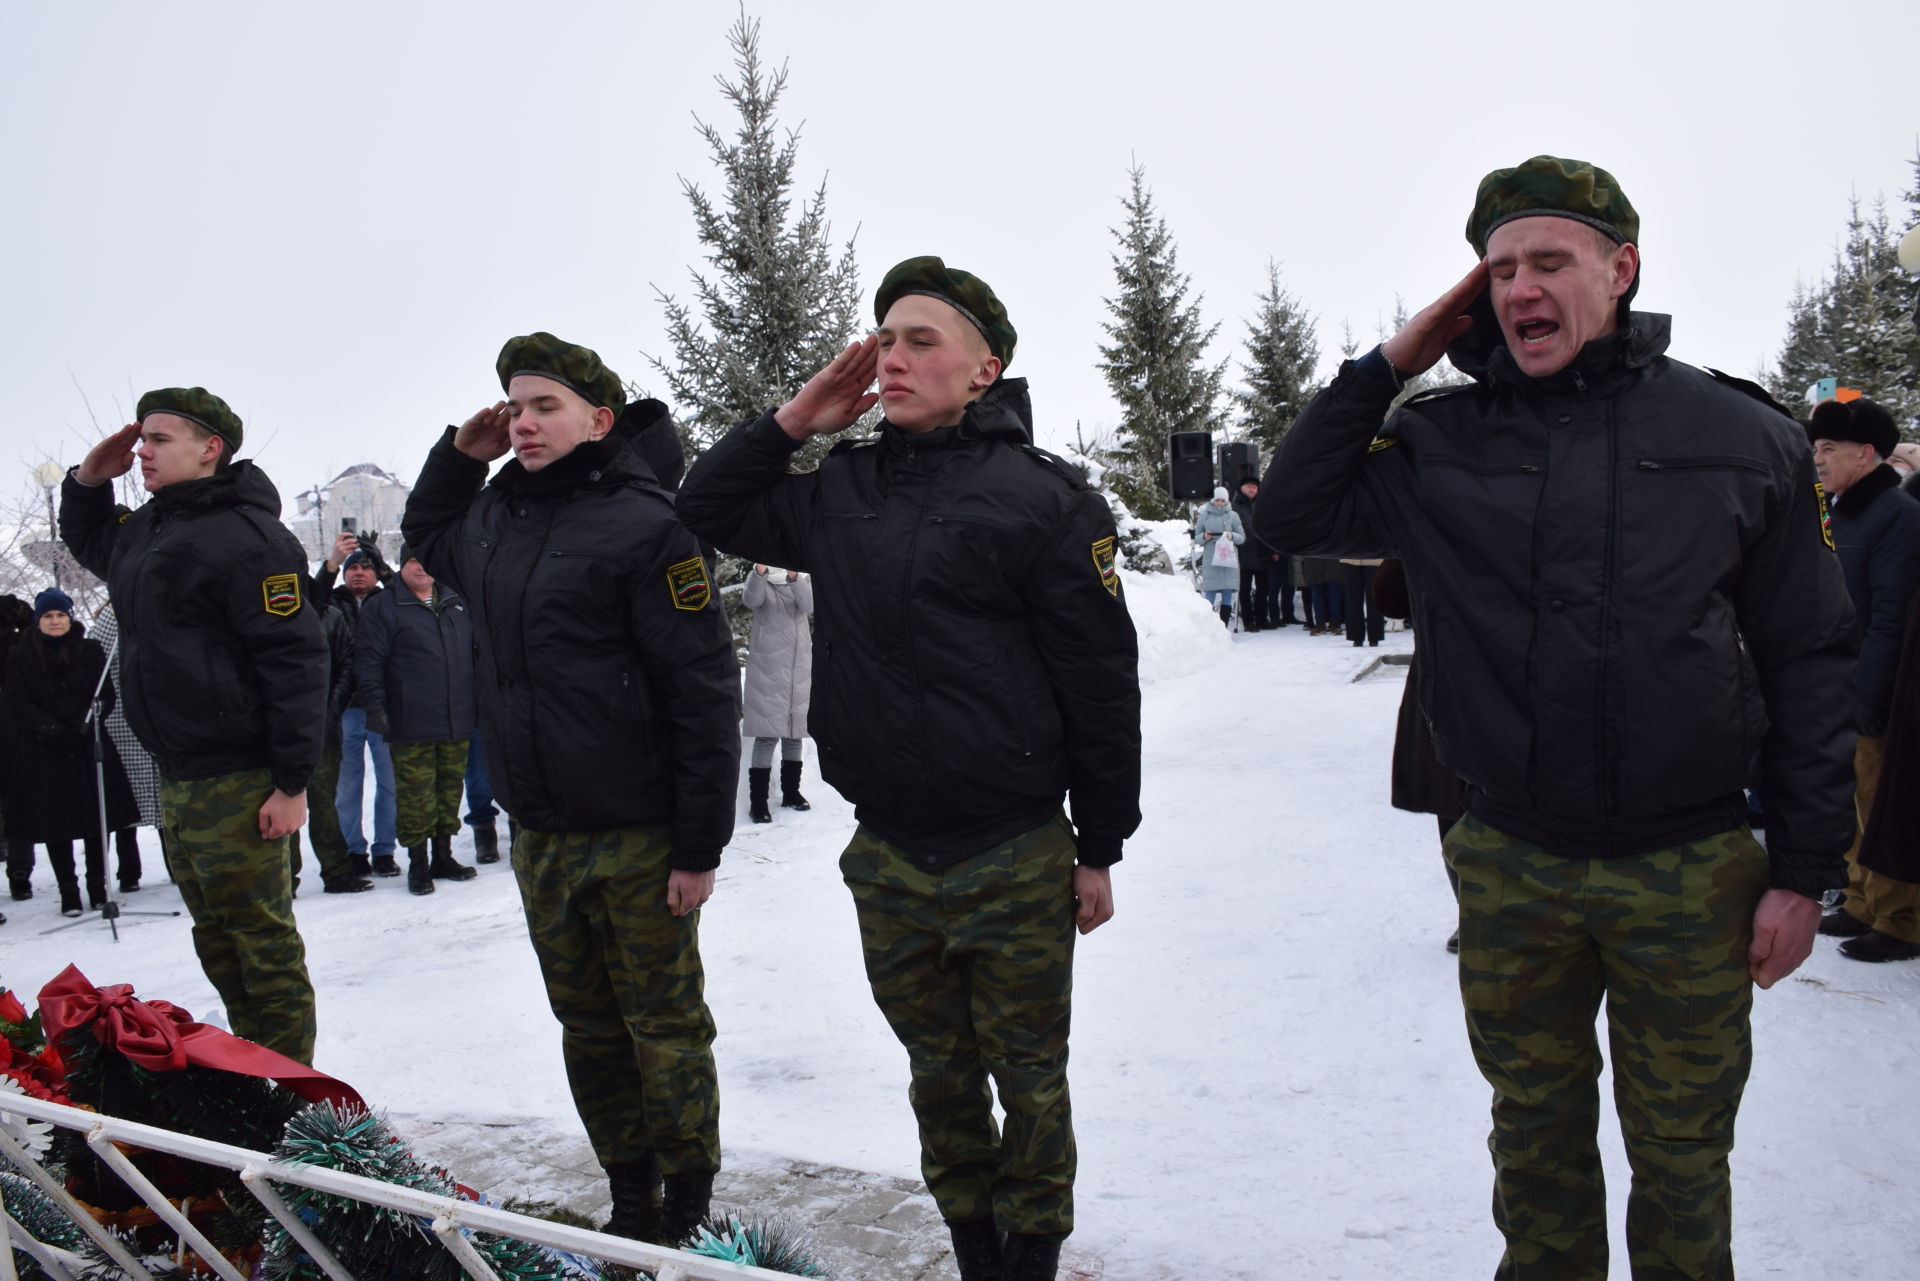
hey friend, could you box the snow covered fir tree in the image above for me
[1232,259,1322,456]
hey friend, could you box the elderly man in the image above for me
[402,334,739,1247]
[1808,397,1920,963]
[1258,157,1857,1279]
[61,389,328,1063]
[680,257,1142,1281]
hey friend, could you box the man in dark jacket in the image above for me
[355,548,480,896]
[1808,397,1920,963]
[1257,157,1857,1280]
[61,387,327,1065]
[403,333,739,1247]
[330,546,400,877]
[293,584,374,896]
[1230,477,1277,630]
[680,257,1141,1281]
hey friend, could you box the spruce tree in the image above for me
[647,8,863,464]
[1232,261,1321,458]
[1767,174,1920,432]
[1097,164,1227,519]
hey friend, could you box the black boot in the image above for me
[748,767,772,823]
[9,878,30,902]
[371,853,400,877]
[947,1218,1005,1281]
[59,886,83,918]
[600,1158,662,1242]
[779,759,810,811]
[1003,1231,1067,1280]
[406,845,434,895]
[323,874,376,894]
[472,823,501,864]
[1219,603,1232,628]
[429,833,477,881]
[659,1171,714,1246]
[349,852,372,877]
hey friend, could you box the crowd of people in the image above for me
[2,151,1914,1281]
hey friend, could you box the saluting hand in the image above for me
[75,422,143,486]
[1381,262,1489,378]
[775,336,881,441]
[454,401,513,463]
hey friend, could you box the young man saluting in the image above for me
[681,258,1142,1281]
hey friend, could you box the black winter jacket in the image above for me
[1826,464,1920,735]
[60,463,328,796]
[678,379,1143,868]
[1,627,138,842]
[353,585,477,745]
[402,431,740,868]
[321,600,354,753]
[1256,312,1858,896]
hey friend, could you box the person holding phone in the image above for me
[1257,157,1857,1280]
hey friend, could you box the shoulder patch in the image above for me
[1706,368,1793,418]
[828,436,880,457]
[1814,481,1835,550]
[1091,536,1120,597]
[1366,436,1398,454]
[666,556,712,612]
[262,573,302,617]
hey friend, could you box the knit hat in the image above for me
[1808,397,1899,460]
[1890,442,1920,474]
[1211,486,1230,502]
[137,387,244,457]
[342,548,377,572]
[32,588,74,621]
[875,256,1017,367]
[496,332,626,414]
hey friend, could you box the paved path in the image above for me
[397,1114,1109,1280]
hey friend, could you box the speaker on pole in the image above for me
[1167,431,1214,500]
[1218,442,1260,489]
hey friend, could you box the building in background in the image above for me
[291,465,412,563]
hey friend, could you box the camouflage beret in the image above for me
[136,386,243,455]
[495,332,626,414]
[875,256,1017,367]
[1466,155,1640,256]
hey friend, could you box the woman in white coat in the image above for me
[742,565,813,822]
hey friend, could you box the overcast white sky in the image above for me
[5,0,1917,521]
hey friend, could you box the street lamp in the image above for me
[31,460,65,589]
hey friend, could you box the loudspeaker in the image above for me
[1218,442,1260,489]
[1167,431,1214,500]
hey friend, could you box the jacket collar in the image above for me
[1448,297,1671,396]
[1832,462,1904,519]
[492,435,653,499]
[151,460,283,514]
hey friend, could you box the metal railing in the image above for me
[0,1092,799,1281]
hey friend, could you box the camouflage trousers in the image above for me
[511,824,719,1175]
[839,815,1079,1235]
[1838,735,1920,943]
[290,748,351,882]
[158,768,317,1065]
[1445,814,1769,1281]
[389,739,466,849]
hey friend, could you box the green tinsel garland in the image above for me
[260,1103,571,1281]
[1,1168,87,1280]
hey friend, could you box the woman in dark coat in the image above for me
[2,589,138,916]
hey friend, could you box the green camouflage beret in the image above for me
[495,332,626,413]
[1466,155,1640,256]
[875,256,1017,367]
[136,387,243,455]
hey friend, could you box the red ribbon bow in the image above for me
[38,965,363,1109]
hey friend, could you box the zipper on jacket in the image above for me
[1635,456,1769,475]
[1571,370,1589,394]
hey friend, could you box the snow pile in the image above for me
[1120,566,1228,686]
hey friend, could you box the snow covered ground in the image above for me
[3,573,1915,1279]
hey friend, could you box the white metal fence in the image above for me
[0,1092,799,1281]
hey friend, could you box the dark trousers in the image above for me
[1306,582,1345,629]
[1271,555,1298,622]
[1343,563,1385,645]
[1236,560,1273,627]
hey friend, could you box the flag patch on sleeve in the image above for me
[262,573,301,616]
[1091,536,1120,597]
[667,557,712,611]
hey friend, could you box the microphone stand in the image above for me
[43,624,181,939]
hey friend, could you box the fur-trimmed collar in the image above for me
[1832,462,1903,519]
